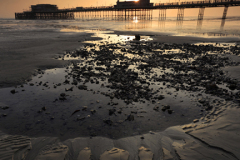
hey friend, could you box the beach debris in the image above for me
[71,110,80,116]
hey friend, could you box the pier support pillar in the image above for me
[197,7,205,28]
[177,8,184,26]
[222,6,228,19]
[177,8,184,21]
[159,9,166,21]
[221,6,228,28]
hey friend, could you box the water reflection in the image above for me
[124,17,240,38]
[125,19,152,29]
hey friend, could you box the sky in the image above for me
[0,0,240,18]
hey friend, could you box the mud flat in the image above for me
[0,31,240,159]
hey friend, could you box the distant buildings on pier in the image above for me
[31,4,58,12]
[114,0,153,8]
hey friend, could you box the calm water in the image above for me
[0,16,240,38]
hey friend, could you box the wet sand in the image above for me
[0,29,100,88]
[0,30,240,159]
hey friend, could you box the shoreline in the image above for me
[0,28,240,88]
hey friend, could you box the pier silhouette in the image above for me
[15,0,240,28]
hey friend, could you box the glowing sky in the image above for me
[0,0,240,18]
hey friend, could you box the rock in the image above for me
[65,87,73,91]
[153,106,159,111]
[135,35,140,41]
[168,109,173,114]
[10,89,16,94]
[78,85,87,90]
[0,103,9,110]
[109,109,116,115]
[42,106,46,111]
[82,106,88,111]
[206,82,218,90]
[117,110,122,114]
[103,119,113,125]
[131,111,137,114]
[60,93,66,97]
[59,97,66,101]
[229,84,237,90]
[161,105,170,111]
[126,114,134,121]
[155,95,165,100]
[90,109,96,114]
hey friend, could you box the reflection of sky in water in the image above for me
[1,16,240,39]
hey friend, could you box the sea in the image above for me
[1,16,240,38]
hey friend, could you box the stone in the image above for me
[161,105,170,111]
[126,114,134,121]
[109,109,116,115]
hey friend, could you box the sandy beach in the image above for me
[1,21,240,160]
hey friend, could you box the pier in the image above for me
[15,0,240,22]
